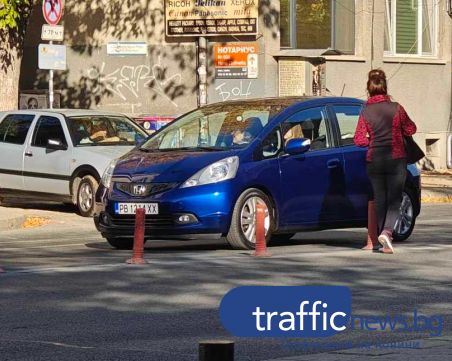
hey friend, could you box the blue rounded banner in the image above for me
[219,286,351,337]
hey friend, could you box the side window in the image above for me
[282,107,330,151]
[0,115,34,145]
[333,105,362,146]
[32,116,67,148]
[261,126,282,159]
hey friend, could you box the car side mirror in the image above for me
[47,138,67,151]
[286,138,311,155]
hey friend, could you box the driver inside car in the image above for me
[72,124,120,145]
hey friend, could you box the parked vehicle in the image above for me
[94,97,421,250]
[0,110,147,216]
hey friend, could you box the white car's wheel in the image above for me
[77,175,98,217]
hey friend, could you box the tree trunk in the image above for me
[0,30,23,111]
[0,5,31,111]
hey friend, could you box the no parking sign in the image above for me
[42,0,63,26]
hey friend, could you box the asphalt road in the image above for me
[0,202,451,360]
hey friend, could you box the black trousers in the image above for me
[367,159,407,235]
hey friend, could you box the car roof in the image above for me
[207,96,364,108]
[1,109,129,117]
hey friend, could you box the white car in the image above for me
[0,109,147,216]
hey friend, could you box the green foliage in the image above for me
[0,0,29,29]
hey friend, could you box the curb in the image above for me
[422,187,452,197]
[0,215,27,231]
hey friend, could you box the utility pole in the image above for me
[49,41,54,109]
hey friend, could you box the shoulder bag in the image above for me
[403,135,425,165]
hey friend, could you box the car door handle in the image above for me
[25,151,33,157]
[327,158,341,169]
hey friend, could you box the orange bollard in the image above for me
[362,201,379,250]
[126,208,148,265]
[252,203,271,257]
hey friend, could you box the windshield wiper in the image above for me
[157,146,227,152]
[138,148,162,153]
[191,146,227,151]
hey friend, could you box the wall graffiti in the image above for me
[215,81,253,102]
[85,57,182,108]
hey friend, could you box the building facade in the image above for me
[20,0,452,169]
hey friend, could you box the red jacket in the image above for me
[354,95,417,162]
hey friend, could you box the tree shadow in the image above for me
[19,0,280,114]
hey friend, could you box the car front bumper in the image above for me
[94,181,235,239]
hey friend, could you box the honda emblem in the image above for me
[133,184,147,196]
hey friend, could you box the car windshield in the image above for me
[141,104,283,151]
[66,116,147,147]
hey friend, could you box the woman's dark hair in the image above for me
[367,69,387,97]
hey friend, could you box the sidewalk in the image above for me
[267,335,452,360]
[0,206,27,231]
[421,172,452,202]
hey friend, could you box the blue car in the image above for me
[94,97,421,250]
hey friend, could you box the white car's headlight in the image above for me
[101,159,118,189]
[181,156,239,188]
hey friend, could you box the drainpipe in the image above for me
[197,36,208,107]
[447,133,452,169]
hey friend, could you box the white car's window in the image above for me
[333,105,362,146]
[32,116,68,148]
[0,114,34,145]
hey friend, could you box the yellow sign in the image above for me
[165,0,258,36]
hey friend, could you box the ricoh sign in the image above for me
[165,0,258,36]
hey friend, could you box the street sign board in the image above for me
[107,42,147,56]
[214,43,258,79]
[38,44,67,70]
[165,0,258,37]
[42,0,63,26]
[41,24,64,41]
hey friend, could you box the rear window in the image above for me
[0,114,34,145]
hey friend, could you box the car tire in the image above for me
[107,237,135,250]
[271,233,296,243]
[226,188,275,250]
[77,175,98,217]
[393,189,417,242]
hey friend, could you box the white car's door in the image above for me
[0,113,36,190]
[23,114,73,195]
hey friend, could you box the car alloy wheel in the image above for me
[227,188,275,250]
[79,182,93,213]
[394,191,414,236]
[240,196,270,244]
[77,175,99,217]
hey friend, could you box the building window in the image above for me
[280,0,355,54]
[384,0,438,56]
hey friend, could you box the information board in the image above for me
[214,43,258,79]
[165,0,258,36]
[38,44,67,70]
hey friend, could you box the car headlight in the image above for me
[181,156,239,188]
[101,159,118,189]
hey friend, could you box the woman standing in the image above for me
[354,69,417,254]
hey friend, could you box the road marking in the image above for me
[0,243,87,251]
[1,238,101,244]
[0,338,94,349]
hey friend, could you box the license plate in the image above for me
[115,203,159,215]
